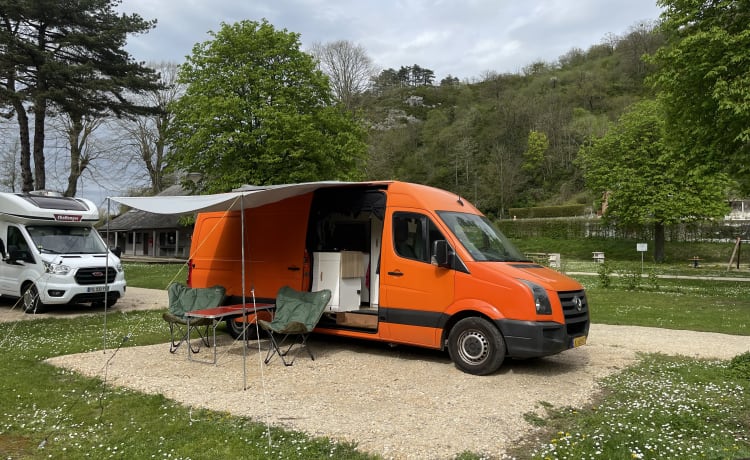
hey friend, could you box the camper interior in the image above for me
[305,187,385,330]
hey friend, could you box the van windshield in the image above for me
[438,212,527,262]
[26,226,107,254]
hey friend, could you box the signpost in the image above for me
[637,243,648,272]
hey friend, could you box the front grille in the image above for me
[75,267,117,285]
[558,290,589,336]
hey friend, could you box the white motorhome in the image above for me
[0,191,126,313]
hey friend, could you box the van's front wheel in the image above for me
[22,283,45,314]
[448,317,505,375]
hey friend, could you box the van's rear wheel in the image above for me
[448,317,505,375]
[22,283,45,314]
[226,317,259,340]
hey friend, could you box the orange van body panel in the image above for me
[378,205,454,348]
[189,193,312,299]
[450,263,574,325]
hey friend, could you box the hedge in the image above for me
[496,217,749,243]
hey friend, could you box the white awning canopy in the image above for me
[109,181,378,215]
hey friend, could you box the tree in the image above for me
[648,0,750,191]
[0,134,20,191]
[167,20,367,193]
[522,130,549,182]
[371,68,401,94]
[440,75,460,87]
[578,100,729,262]
[0,0,159,192]
[56,113,106,197]
[117,62,183,194]
[310,40,376,111]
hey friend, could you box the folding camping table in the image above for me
[186,303,274,364]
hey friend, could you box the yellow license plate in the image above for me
[573,336,587,347]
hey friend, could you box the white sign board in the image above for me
[637,243,648,252]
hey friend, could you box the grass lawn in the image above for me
[0,260,747,459]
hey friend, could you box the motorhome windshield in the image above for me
[438,212,527,262]
[26,225,107,254]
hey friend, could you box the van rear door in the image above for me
[379,210,455,348]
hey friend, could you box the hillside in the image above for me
[358,23,663,217]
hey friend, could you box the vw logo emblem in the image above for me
[572,296,583,312]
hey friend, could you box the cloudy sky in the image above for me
[118,0,663,81]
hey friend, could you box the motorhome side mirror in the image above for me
[431,240,452,268]
[110,246,122,258]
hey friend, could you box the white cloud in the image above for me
[118,0,663,80]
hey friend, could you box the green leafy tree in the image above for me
[648,0,750,190]
[0,0,159,192]
[167,20,367,193]
[578,99,729,262]
[522,130,549,178]
[370,68,401,94]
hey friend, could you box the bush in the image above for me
[597,261,613,288]
[729,352,750,378]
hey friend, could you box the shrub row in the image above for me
[508,205,588,219]
[496,217,749,242]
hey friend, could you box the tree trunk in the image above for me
[654,221,665,263]
[64,114,84,197]
[14,100,34,192]
[32,97,47,190]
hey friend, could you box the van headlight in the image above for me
[519,279,552,315]
[44,261,71,275]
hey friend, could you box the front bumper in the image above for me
[497,319,588,359]
[39,279,127,305]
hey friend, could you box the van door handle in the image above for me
[288,265,301,271]
[387,270,404,277]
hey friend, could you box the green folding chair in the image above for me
[258,286,332,366]
[162,282,226,354]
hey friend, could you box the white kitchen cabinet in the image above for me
[312,251,365,312]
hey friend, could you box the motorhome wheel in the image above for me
[448,317,506,375]
[22,283,45,314]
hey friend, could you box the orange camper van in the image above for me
[187,181,589,375]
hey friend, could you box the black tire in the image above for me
[22,283,45,314]
[226,317,259,340]
[447,317,506,375]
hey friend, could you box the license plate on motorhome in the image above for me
[572,336,587,348]
[87,286,108,293]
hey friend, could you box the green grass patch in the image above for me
[122,262,188,290]
[571,275,750,335]
[0,312,374,459]
[509,353,750,460]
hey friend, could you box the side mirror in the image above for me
[110,246,122,258]
[431,240,453,269]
